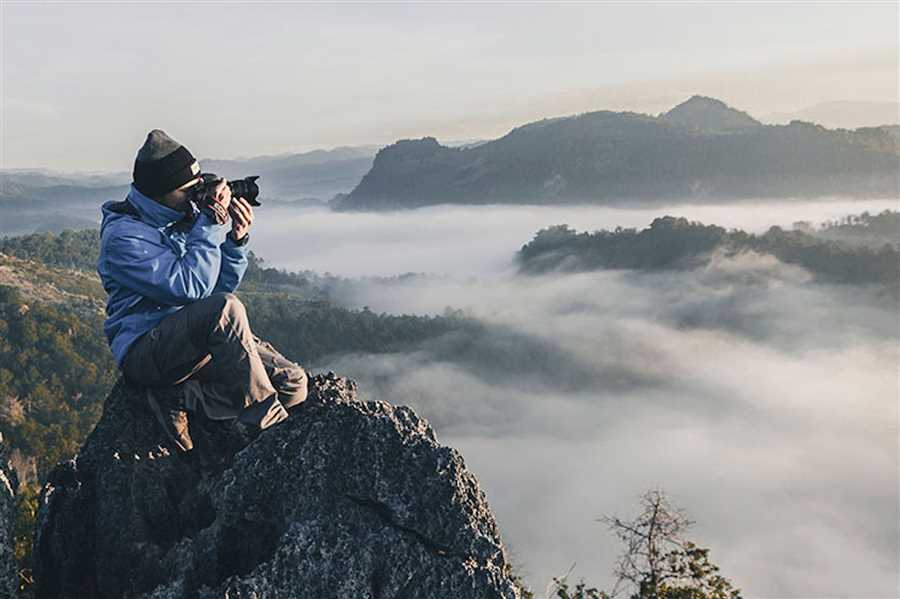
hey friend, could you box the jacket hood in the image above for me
[101,185,193,236]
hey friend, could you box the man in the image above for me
[97,129,308,451]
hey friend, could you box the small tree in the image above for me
[540,563,608,599]
[550,576,606,599]
[600,490,741,599]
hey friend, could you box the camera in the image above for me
[193,173,262,207]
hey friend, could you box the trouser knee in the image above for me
[278,364,309,410]
[215,292,246,320]
[186,292,250,350]
[208,292,249,333]
[190,292,246,321]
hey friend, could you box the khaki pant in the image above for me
[122,292,308,430]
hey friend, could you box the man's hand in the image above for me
[229,196,254,241]
[210,178,232,211]
[202,178,232,225]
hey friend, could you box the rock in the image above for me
[0,434,17,599]
[35,373,521,598]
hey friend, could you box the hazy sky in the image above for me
[2,2,898,171]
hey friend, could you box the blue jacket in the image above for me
[97,185,249,367]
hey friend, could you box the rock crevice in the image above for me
[345,494,457,558]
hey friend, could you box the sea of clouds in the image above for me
[258,199,898,597]
[253,197,900,277]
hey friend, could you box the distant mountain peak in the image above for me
[661,95,762,132]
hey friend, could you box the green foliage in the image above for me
[804,209,899,249]
[0,283,112,597]
[241,294,470,366]
[517,214,899,286]
[0,285,114,477]
[229,251,329,299]
[0,229,100,271]
[13,482,39,596]
[652,542,741,599]
[551,577,606,599]
[601,490,742,599]
[0,228,337,302]
[0,253,105,305]
[518,218,727,274]
[518,490,741,599]
[753,224,898,285]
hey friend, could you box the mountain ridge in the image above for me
[333,96,900,211]
[763,100,900,129]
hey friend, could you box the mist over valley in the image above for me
[240,199,898,597]
[1,171,896,596]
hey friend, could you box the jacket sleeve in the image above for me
[213,233,250,294]
[103,212,228,305]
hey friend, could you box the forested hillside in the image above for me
[801,209,900,248]
[335,96,899,210]
[516,212,899,286]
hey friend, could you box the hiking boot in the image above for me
[146,387,193,452]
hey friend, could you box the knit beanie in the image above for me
[132,129,200,197]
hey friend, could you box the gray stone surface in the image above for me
[35,373,521,598]
[0,434,17,599]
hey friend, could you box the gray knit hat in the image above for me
[132,130,200,197]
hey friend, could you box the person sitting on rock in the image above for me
[97,129,308,452]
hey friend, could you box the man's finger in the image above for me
[231,200,249,223]
[235,198,253,223]
[230,203,247,224]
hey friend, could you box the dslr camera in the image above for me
[192,173,262,207]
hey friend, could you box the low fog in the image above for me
[247,199,900,597]
[319,260,896,597]
[254,198,899,277]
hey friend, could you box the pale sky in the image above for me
[1,1,898,171]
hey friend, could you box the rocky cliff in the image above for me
[34,373,521,598]
[0,435,17,599]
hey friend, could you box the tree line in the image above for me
[795,209,899,249]
[517,213,899,286]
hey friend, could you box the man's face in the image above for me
[158,176,202,211]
